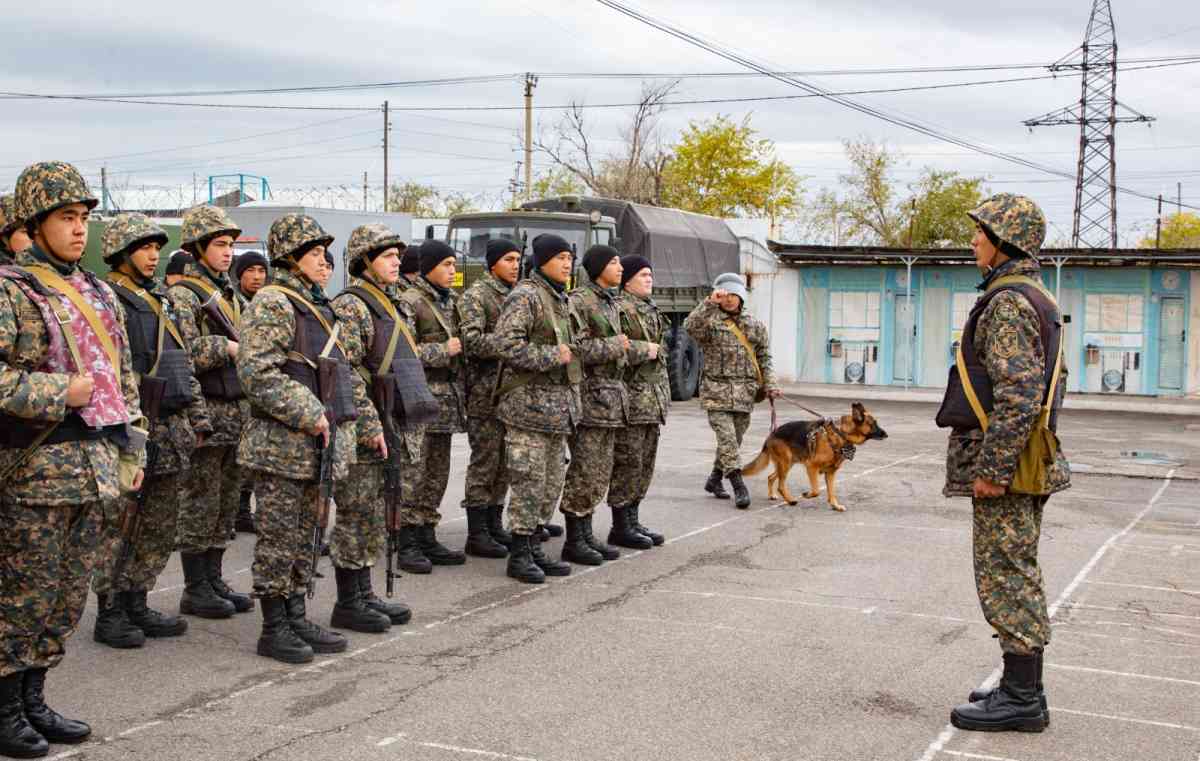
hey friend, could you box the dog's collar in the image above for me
[820,420,856,462]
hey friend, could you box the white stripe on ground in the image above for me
[1056,601,1200,621]
[1053,707,1200,733]
[376,733,545,760]
[1082,580,1200,595]
[915,468,1177,761]
[644,588,977,626]
[939,751,1027,761]
[1046,663,1200,687]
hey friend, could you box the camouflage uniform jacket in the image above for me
[168,260,245,447]
[619,293,669,425]
[684,301,776,413]
[943,258,1070,497]
[494,272,581,435]
[0,248,143,505]
[236,268,359,482]
[569,282,651,428]
[399,277,466,435]
[460,271,511,419]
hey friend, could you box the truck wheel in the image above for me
[669,327,702,402]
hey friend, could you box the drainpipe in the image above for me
[902,256,917,392]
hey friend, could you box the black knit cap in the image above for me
[531,233,572,271]
[323,249,335,270]
[582,244,620,283]
[400,247,420,274]
[165,250,193,276]
[234,251,268,281]
[419,239,456,275]
[619,255,652,289]
[486,238,521,270]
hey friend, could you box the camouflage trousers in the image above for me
[973,493,1051,655]
[178,444,240,553]
[609,424,661,509]
[505,427,566,534]
[399,432,452,527]
[0,500,104,677]
[560,426,616,518]
[463,416,508,508]
[92,472,182,595]
[708,410,751,475]
[250,471,319,598]
[330,461,385,570]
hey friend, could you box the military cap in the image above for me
[101,212,169,266]
[181,205,242,252]
[967,193,1046,258]
[267,213,333,263]
[233,250,269,281]
[713,272,749,306]
[400,247,420,274]
[165,249,193,276]
[620,255,652,290]
[583,244,620,282]
[418,239,456,275]
[14,161,98,226]
[531,233,571,270]
[0,194,21,238]
[485,238,521,270]
[347,223,405,277]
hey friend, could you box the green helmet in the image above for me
[346,223,404,276]
[180,205,241,253]
[102,213,169,267]
[0,194,20,238]
[13,161,98,227]
[967,193,1046,258]
[268,213,334,263]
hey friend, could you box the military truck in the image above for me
[441,196,739,401]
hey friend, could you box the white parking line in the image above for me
[940,751,1027,761]
[1046,663,1200,687]
[1056,601,1200,621]
[1083,580,1200,595]
[375,732,551,760]
[645,588,978,626]
[1053,707,1200,733]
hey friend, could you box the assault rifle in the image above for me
[199,290,240,341]
[110,375,167,606]
[310,359,339,599]
[372,377,403,598]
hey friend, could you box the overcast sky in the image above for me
[1,0,1197,244]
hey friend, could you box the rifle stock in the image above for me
[200,291,239,341]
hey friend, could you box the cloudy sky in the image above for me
[1,0,1197,244]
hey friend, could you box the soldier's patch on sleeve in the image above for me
[994,300,1019,321]
[994,326,1020,359]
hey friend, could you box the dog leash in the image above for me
[774,394,828,420]
[769,398,777,433]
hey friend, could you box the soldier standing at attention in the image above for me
[0,161,144,756]
[607,255,666,547]
[396,240,468,573]
[0,194,32,266]
[492,233,578,584]
[233,250,268,535]
[169,206,253,620]
[91,214,210,649]
[941,194,1069,733]
[238,214,367,663]
[458,238,522,559]
[684,273,778,509]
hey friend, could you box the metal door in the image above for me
[1158,297,1185,390]
[893,295,915,383]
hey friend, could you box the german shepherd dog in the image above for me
[741,402,888,512]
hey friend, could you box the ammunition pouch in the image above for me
[150,348,195,415]
[138,374,168,422]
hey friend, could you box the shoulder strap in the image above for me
[345,282,419,371]
[955,341,991,432]
[25,265,120,384]
[535,285,568,345]
[107,273,186,373]
[724,319,763,387]
[405,289,456,339]
[178,276,238,327]
[260,285,345,357]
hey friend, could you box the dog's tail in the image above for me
[741,442,772,477]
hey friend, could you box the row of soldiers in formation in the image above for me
[0,160,777,758]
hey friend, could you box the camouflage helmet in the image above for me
[101,212,169,266]
[13,161,98,226]
[967,193,1046,258]
[180,205,241,252]
[267,213,334,263]
[346,223,405,276]
[0,194,21,238]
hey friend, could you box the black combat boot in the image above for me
[464,506,508,558]
[529,532,571,577]
[608,505,653,550]
[125,589,187,638]
[207,548,253,613]
[704,468,730,499]
[179,552,235,619]
[330,567,390,633]
[630,502,665,546]
[951,652,1047,732]
[285,594,347,654]
[969,649,1049,725]
[727,469,751,509]
[0,673,46,758]
[487,504,513,547]
[21,668,89,744]
[93,594,146,649]
[418,524,467,566]
[396,526,432,575]
[257,596,313,664]
[541,522,564,538]
[506,534,545,584]
[235,488,256,533]
[561,514,604,565]
[581,513,620,560]
[357,568,411,625]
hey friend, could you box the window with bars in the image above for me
[1085,294,1144,333]
[829,291,880,328]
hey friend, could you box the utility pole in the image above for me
[382,101,390,212]
[508,162,522,209]
[363,171,369,212]
[523,73,537,204]
[100,166,108,213]
[1156,193,1163,249]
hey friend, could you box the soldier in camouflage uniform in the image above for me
[169,205,253,620]
[91,214,211,649]
[329,225,415,631]
[458,238,522,559]
[684,272,778,509]
[0,194,32,266]
[395,240,468,573]
[0,161,145,755]
[238,213,368,663]
[608,255,667,546]
[941,194,1070,734]
[493,234,579,584]
[233,251,268,534]
[164,250,191,288]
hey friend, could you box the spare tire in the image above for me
[668,325,702,401]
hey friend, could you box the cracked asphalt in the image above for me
[49,398,1200,761]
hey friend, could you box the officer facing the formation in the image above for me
[560,245,654,565]
[329,225,421,632]
[458,238,522,559]
[0,194,33,266]
[0,161,145,757]
[233,251,268,535]
[164,250,191,287]
[91,214,211,650]
[939,194,1069,734]
[684,272,778,508]
[608,255,667,546]
[492,233,579,584]
[396,240,468,573]
[238,213,368,664]
[169,205,253,620]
